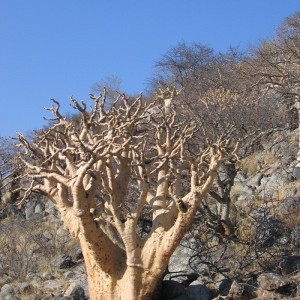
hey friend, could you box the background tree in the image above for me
[241,11,300,165]
[150,42,285,239]
[15,90,238,300]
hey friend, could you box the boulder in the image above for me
[0,284,19,300]
[257,273,286,291]
[161,280,186,300]
[215,278,232,296]
[43,279,64,291]
[278,256,300,274]
[186,280,212,300]
[227,281,244,300]
[52,255,76,269]
[18,282,33,294]
[64,283,86,299]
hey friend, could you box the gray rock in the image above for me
[43,231,53,240]
[43,279,64,291]
[279,256,300,274]
[26,272,41,282]
[172,295,189,300]
[64,283,86,299]
[293,167,300,180]
[18,282,32,293]
[0,284,19,300]
[0,285,14,295]
[52,255,75,269]
[64,271,75,279]
[25,202,36,219]
[0,295,19,300]
[34,203,44,214]
[169,245,195,275]
[69,278,89,298]
[227,281,244,299]
[161,280,186,300]
[186,280,212,300]
[215,278,232,296]
[257,273,286,291]
[258,173,288,198]
[246,172,263,188]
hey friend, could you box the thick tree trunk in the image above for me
[58,207,161,300]
[80,244,161,300]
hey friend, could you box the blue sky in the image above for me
[0,1,299,137]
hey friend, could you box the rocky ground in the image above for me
[0,129,300,299]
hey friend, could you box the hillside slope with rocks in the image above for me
[0,128,300,300]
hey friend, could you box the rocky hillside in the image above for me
[0,128,300,300]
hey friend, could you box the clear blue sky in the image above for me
[0,1,299,137]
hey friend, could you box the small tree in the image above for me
[16,89,238,300]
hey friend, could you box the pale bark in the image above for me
[16,90,239,300]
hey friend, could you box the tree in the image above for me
[242,11,300,164]
[0,137,19,206]
[15,89,238,300]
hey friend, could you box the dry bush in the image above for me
[0,218,37,279]
[0,213,75,280]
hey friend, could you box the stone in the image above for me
[18,282,32,293]
[34,203,44,214]
[52,255,75,269]
[278,256,300,274]
[43,231,53,240]
[161,280,186,300]
[74,248,83,260]
[186,280,213,300]
[215,278,232,296]
[64,283,86,299]
[0,285,14,295]
[227,281,244,300]
[246,172,263,188]
[293,167,300,180]
[257,273,286,291]
[69,278,89,298]
[43,279,64,291]
[42,272,55,280]
[172,295,189,300]
[64,271,75,279]
[0,284,19,300]
[25,202,36,219]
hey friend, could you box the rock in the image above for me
[168,244,196,275]
[43,231,53,240]
[35,203,44,214]
[255,216,285,248]
[186,280,213,300]
[69,278,89,298]
[215,278,232,296]
[64,271,75,279]
[258,173,288,198]
[74,248,84,260]
[64,283,86,299]
[0,295,19,300]
[18,282,33,293]
[161,280,186,300]
[52,255,75,269]
[257,273,286,291]
[172,295,189,300]
[293,167,300,180]
[246,172,263,188]
[278,256,300,274]
[43,279,64,291]
[0,284,19,300]
[25,202,36,219]
[227,281,244,300]
[0,285,14,295]
[42,272,55,280]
